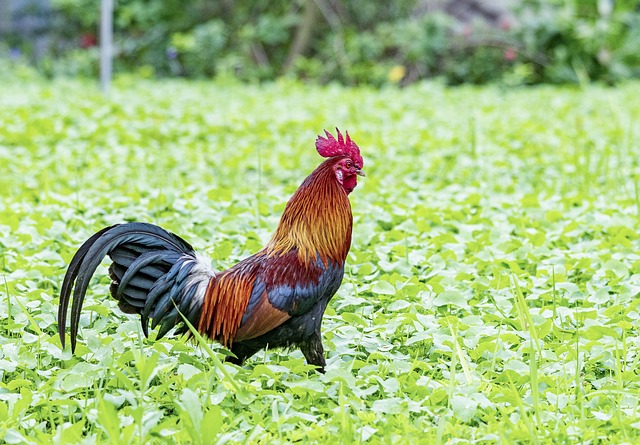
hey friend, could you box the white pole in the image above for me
[100,0,113,94]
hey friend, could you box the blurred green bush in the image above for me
[6,0,640,85]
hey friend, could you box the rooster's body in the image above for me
[58,130,364,372]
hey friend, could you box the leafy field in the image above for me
[1,78,640,444]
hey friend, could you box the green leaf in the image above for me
[372,280,396,295]
[282,379,324,394]
[433,290,468,308]
[371,397,403,415]
[178,388,203,438]
[387,299,411,311]
[603,259,628,278]
[201,406,223,439]
[177,363,203,382]
[451,395,478,422]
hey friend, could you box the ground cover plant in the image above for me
[1,78,640,444]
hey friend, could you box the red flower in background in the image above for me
[503,47,517,61]
[80,33,97,48]
[499,17,513,31]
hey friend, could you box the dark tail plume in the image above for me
[58,222,214,352]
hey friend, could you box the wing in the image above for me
[233,279,290,342]
[233,252,344,342]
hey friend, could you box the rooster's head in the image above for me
[316,128,365,195]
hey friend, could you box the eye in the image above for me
[345,160,352,168]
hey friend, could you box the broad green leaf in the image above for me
[372,280,396,295]
[433,290,468,308]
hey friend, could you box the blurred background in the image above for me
[1,0,639,86]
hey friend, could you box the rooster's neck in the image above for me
[266,159,353,265]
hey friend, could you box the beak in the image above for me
[356,169,366,177]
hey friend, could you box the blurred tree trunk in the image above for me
[283,0,320,73]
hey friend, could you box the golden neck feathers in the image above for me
[266,159,353,265]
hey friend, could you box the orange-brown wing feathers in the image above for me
[197,249,340,347]
[198,257,262,346]
[233,289,290,342]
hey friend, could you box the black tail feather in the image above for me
[157,307,180,339]
[58,225,116,347]
[58,222,211,353]
[141,314,150,337]
[110,246,170,279]
[116,251,181,299]
[110,263,157,291]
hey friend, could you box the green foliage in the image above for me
[1,79,640,443]
[24,0,638,85]
[513,1,640,84]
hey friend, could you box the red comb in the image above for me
[316,128,363,168]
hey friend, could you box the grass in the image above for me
[1,76,640,444]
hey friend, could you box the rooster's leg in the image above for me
[300,334,326,373]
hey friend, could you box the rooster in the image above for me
[58,129,364,372]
